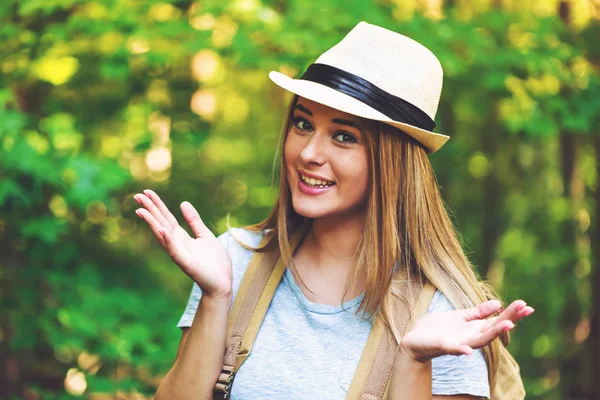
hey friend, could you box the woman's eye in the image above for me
[292,117,313,132]
[333,132,358,145]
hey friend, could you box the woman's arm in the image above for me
[388,347,432,399]
[387,299,534,400]
[132,190,234,400]
[389,348,479,400]
[155,293,232,400]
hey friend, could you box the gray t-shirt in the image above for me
[177,228,490,399]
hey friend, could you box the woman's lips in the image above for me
[297,176,336,195]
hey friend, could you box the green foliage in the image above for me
[0,0,598,399]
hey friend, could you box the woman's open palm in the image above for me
[133,189,233,299]
[401,298,534,363]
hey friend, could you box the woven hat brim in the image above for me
[269,71,450,153]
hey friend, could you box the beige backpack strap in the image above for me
[214,232,274,399]
[215,225,309,399]
[491,345,525,400]
[347,282,436,400]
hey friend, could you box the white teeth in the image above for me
[300,173,334,188]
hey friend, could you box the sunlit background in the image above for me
[1,0,599,399]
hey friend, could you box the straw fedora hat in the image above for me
[268,21,450,153]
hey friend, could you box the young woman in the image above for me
[134,22,534,399]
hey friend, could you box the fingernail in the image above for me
[144,189,151,196]
[133,195,141,203]
[135,209,142,218]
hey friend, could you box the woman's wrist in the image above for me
[396,346,431,370]
[199,279,233,304]
[201,290,233,310]
[388,342,432,400]
[397,340,433,365]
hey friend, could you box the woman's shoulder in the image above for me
[217,226,271,255]
[218,227,273,301]
[426,289,491,399]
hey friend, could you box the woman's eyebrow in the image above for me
[332,118,363,131]
[295,104,363,133]
[295,104,313,116]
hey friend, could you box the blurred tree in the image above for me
[0,0,598,399]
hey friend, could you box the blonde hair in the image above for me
[241,94,505,388]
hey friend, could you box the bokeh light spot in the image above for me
[468,152,490,179]
[101,136,121,158]
[25,131,49,154]
[148,2,181,21]
[220,179,248,208]
[86,200,107,224]
[64,367,87,395]
[574,318,590,344]
[78,351,101,374]
[128,38,149,54]
[191,50,221,82]
[191,13,216,30]
[33,56,80,85]
[532,335,551,357]
[212,16,238,48]
[49,195,69,218]
[145,147,172,172]
[191,90,217,119]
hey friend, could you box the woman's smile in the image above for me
[297,171,337,195]
[298,170,336,187]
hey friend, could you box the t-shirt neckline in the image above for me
[283,267,365,315]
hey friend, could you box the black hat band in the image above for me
[299,63,436,132]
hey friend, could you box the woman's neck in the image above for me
[307,217,364,262]
[291,213,365,304]
[300,213,364,271]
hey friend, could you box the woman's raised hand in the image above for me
[133,189,233,300]
[400,299,534,363]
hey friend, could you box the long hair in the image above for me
[240,94,504,388]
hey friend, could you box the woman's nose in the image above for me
[299,131,327,165]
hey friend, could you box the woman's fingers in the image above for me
[464,299,530,324]
[401,297,534,361]
[143,189,179,229]
[465,301,534,350]
[157,223,178,259]
[495,300,529,324]
[180,201,214,239]
[458,318,514,351]
[463,300,502,321]
[517,306,535,319]
[457,299,534,351]
[134,192,171,229]
[451,344,473,357]
[136,208,166,247]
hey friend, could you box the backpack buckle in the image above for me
[214,366,235,399]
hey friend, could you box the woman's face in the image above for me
[284,97,373,221]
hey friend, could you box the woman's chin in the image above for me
[291,198,329,219]
[293,206,327,219]
[291,195,367,222]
